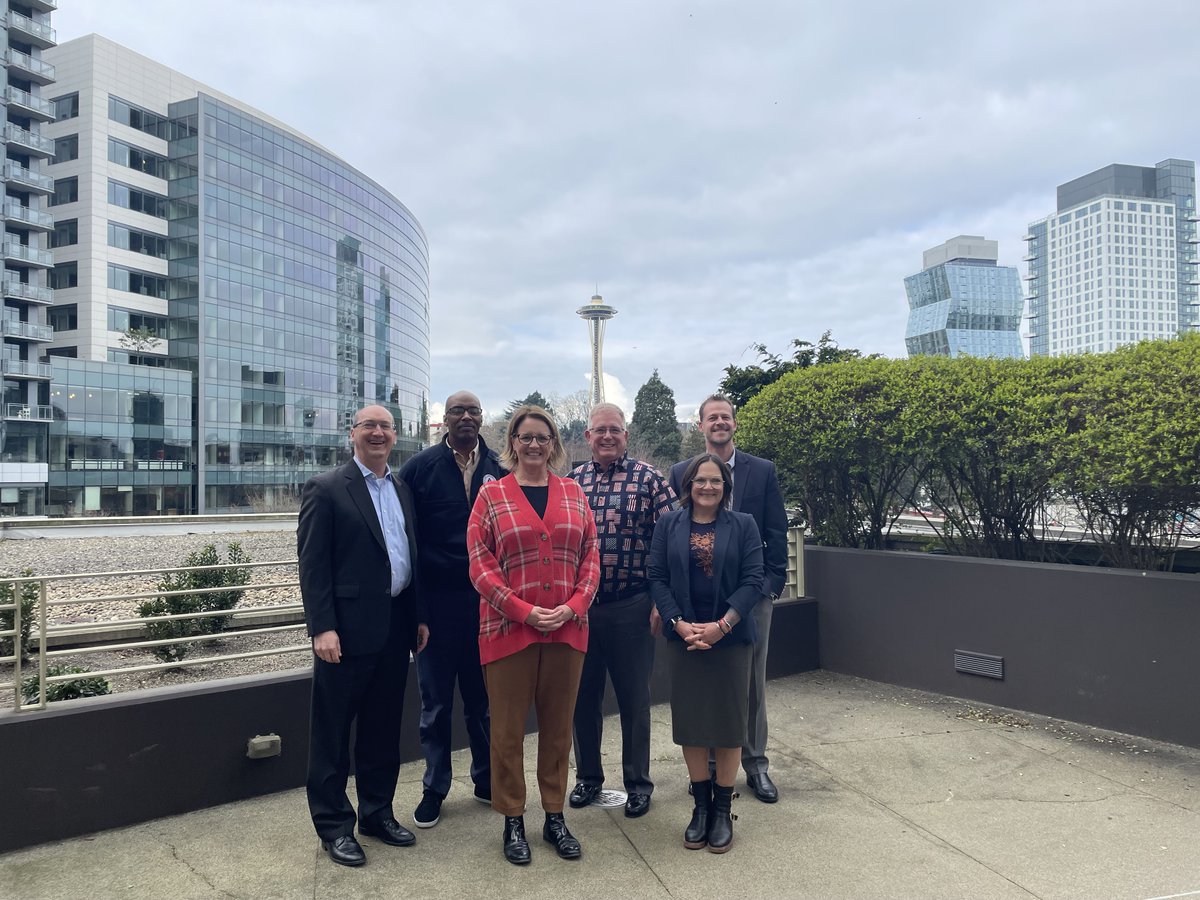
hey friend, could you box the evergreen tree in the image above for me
[506,391,554,416]
[629,370,682,464]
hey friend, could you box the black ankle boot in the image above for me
[684,779,712,849]
[708,784,737,854]
[503,815,531,865]
[542,811,582,859]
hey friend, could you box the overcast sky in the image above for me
[58,1,1200,423]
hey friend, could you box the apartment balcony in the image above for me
[2,49,55,86]
[1021,253,1038,262]
[5,10,57,49]
[2,200,52,232]
[1022,232,1036,241]
[0,317,53,341]
[18,0,57,13]
[2,402,53,421]
[1,279,52,304]
[2,123,55,159]
[3,86,56,123]
[0,357,52,379]
[1,241,52,268]
[2,161,54,195]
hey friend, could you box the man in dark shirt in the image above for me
[567,402,676,818]
[399,391,505,828]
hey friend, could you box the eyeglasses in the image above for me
[589,426,625,436]
[692,477,724,487]
[515,433,553,445]
[353,420,396,432]
[446,405,482,417]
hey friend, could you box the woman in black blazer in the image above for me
[648,453,763,854]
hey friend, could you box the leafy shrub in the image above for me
[137,542,252,662]
[21,664,111,703]
[0,568,37,660]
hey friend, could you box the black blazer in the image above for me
[297,460,426,656]
[670,448,788,598]
[648,507,764,647]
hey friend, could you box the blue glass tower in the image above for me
[904,236,1024,359]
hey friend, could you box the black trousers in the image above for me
[416,599,490,796]
[571,591,655,795]
[306,625,410,840]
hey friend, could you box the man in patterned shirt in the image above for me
[567,402,677,818]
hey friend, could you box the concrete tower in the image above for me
[575,292,616,406]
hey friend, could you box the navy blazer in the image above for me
[399,436,504,596]
[297,459,426,656]
[670,448,788,598]
[648,507,764,647]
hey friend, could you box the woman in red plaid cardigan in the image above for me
[468,405,600,866]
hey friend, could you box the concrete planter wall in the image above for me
[807,546,1200,749]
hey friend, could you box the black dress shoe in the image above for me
[747,772,779,803]
[568,782,601,808]
[320,834,366,867]
[359,816,417,846]
[503,815,531,865]
[542,812,582,859]
[624,792,651,818]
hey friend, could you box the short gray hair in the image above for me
[588,402,626,428]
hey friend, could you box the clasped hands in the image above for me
[673,619,725,651]
[525,605,577,633]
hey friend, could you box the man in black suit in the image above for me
[670,394,788,804]
[399,390,503,828]
[298,404,429,867]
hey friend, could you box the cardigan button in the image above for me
[543,582,552,590]
[540,534,548,541]
[543,557,551,564]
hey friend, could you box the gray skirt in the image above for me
[667,640,752,748]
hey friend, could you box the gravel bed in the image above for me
[1,529,313,701]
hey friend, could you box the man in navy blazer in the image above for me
[669,394,788,803]
[298,404,429,867]
[399,390,504,828]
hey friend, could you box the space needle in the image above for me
[576,293,617,406]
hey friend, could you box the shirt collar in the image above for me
[590,452,630,474]
[353,456,392,480]
[443,434,480,461]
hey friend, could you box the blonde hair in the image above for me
[500,405,567,471]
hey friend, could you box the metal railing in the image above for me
[1,560,308,712]
[3,402,53,420]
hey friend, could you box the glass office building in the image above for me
[904,236,1024,359]
[1025,160,1198,357]
[39,35,430,514]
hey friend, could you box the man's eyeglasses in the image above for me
[447,405,483,417]
[515,433,553,445]
[353,420,396,432]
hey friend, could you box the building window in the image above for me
[107,305,169,338]
[107,264,168,299]
[48,262,78,290]
[108,222,168,259]
[50,176,79,207]
[108,138,170,179]
[48,304,78,331]
[107,180,168,218]
[50,219,78,248]
[46,346,78,359]
[51,134,79,165]
[52,93,79,121]
[108,95,172,141]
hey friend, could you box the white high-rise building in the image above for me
[1025,160,1198,357]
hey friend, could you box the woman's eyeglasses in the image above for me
[515,433,553,446]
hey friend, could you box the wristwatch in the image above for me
[667,615,683,629]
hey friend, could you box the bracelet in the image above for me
[717,617,731,635]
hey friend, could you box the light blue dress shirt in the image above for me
[353,457,412,597]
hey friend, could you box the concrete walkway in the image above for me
[2,671,1198,900]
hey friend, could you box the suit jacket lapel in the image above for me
[712,510,727,591]
[732,449,748,511]
[670,513,693,611]
[344,462,388,554]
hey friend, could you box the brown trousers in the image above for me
[484,642,585,817]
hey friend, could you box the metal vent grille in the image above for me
[955,650,1004,680]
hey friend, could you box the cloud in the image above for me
[55,0,1200,421]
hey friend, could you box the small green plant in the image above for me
[21,664,111,703]
[137,542,252,662]
[0,568,38,660]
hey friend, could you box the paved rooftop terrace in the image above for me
[2,671,1197,900]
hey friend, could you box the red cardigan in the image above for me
[467,472,600,665]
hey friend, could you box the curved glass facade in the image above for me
[166,95,430,512]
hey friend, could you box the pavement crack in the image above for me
[609,809,677,898]
[158,835,242,899]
